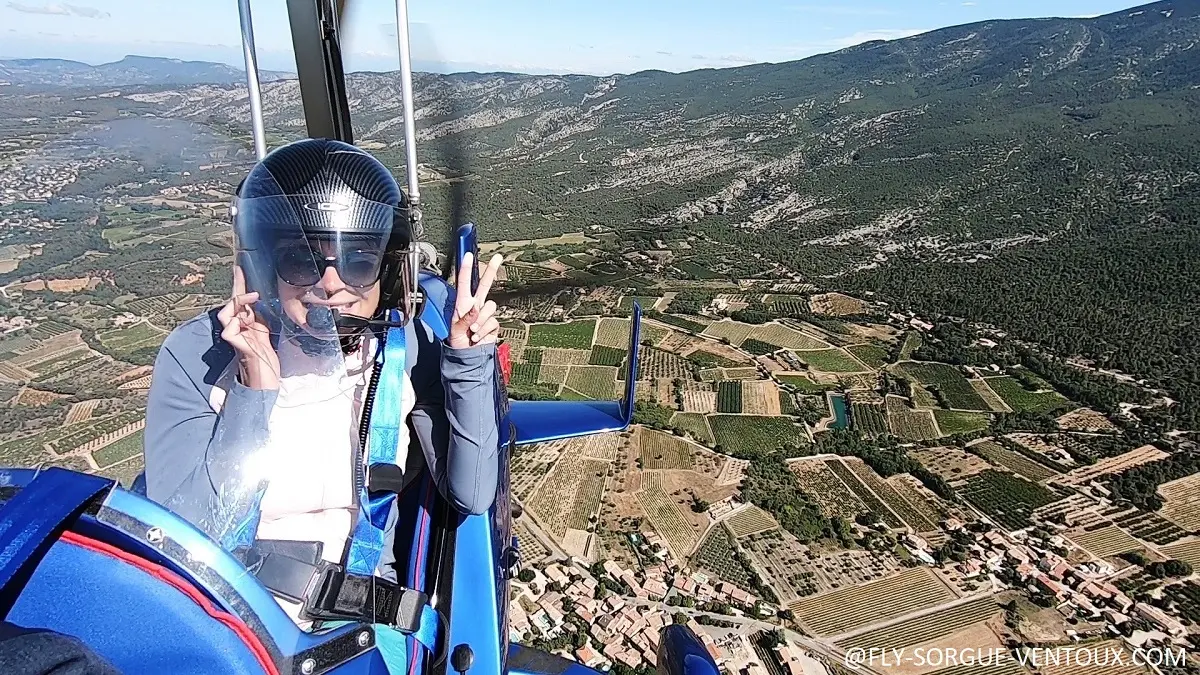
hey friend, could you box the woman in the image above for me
[143,138,503,621]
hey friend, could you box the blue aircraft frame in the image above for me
[0,223,719,675]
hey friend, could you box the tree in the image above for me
[517,568,535,583]
[1165,559,1193,577]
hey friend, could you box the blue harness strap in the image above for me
[347,309,407,578]
[346,309,440,662]
[0,468,113,616]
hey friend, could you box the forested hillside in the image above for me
[2,0,1198,426]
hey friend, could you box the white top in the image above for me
[212,336,416,565]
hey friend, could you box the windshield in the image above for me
[158,185,388,552]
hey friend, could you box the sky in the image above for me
[0,0,1149,76]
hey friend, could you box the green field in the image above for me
[691,527,754,591]
[619,296,660,311]
[96,322,164,352]
[846,344,891,369]
[565,365,618,399]
[527,320,596,349]
[960,470,1059,530]
[897,362,990,411]
[836,597,1001,650]
[709,415,805,458]
[775,373,835,394]
[851,403,888,437]
[898,332,922,360]
[93,429,145,469]
[972,440,1059,482]
[778,391,797,415]
[740,339,780,356]
[589,345,626,367]
[794,349,867,373]
[652,314,707,332]
[676,260,724,279]
[511,362,541,386]
[984,376,1069,414]
[640,430,693,470]
[687,349,739,368]
[673,412,713,444]
[717,381,743,413]
[932,409,991,435]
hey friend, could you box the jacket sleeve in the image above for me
[408,322,500,515]
[143,321,277,542]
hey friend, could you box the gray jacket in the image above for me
[143,286,500,556]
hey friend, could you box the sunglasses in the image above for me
[273,242,384,288]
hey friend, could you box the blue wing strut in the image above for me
[453,222,642,447]
[508,302,641,446]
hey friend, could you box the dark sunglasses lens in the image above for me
[275,245,321,286]
[339,250,383,287]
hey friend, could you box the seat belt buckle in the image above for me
[391,587,429,632]
[300,563,362,623]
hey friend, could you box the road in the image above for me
[514,502,572,561]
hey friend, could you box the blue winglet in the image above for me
[456,223,479,291]
[657,625,720,675]
[509,302,642,446]
[0,468,113,617]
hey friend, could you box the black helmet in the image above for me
[232,139,420,347]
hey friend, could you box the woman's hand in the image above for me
[217,266,279,390]
[449,252,504,349]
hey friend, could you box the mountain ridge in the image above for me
[1,0,1199,426]
[0,55,295,87]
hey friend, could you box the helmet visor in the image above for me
[234,193,399,291]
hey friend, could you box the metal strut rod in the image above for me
[286,0,354,143]
[237,0,268,160]
[393,0,421,209]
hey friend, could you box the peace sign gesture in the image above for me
[448,252,504,349]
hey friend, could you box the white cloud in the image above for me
[6,2,110,19]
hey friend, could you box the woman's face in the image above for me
[276,239,381,332]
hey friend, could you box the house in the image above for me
[603,560,624,580]
[675,577,697,595]
[575,644,604,669]
[531,610,554,635]
[1070,593,1099,617]
[1050,562,1072,580]
[509,602,532,638]
[616,650,641,668]
[545,564,569,586]
[1033,573,1069,600]
[1102,608,1130,625]
[1134,603,1187,637]
[643,627,661,651]
[645,579,669,599]
[633,635,653,659]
